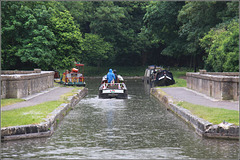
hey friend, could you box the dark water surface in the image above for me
[1,78,239,159]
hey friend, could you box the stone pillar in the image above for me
[1,70,54,99]
[199,69,207,74]
[34,69,41,73]
[221,81,233,100]
[186,71,239,101]
[1,80,7,99]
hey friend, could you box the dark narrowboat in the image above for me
[143,65,175,86]
[154,70,175,86]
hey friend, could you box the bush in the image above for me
[200,19,239,72]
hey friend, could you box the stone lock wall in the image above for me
[1,88,88,141]
[151,88,239,140]
[186,70,239,101]
[1,69,54,99]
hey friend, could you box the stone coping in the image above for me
[150,88,239,140]
[186,72,239,82]
[1,71,54,81]
[200,71,239,76]
[1,88,88,141]
[1,69,42,74]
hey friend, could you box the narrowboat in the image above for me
[143,65,163,84]
[99,75,128,99]
[143,65,175,86]
[60,63,86,86]
[154,70,175,86]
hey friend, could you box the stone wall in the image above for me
[1,69,54,99]
[186,70,239,101]
[151,88,239,140]
[1,69,41,75]
[1,88,88,141]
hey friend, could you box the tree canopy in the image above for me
[1,1,239,72]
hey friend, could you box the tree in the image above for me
[61,1,95,33]
[89,2,126,43]
[140,1,188,66]
[49,7,84,69]
[177,1,227,70]
[199,1,239,72]
[2,1,237,70]
[82,33,113,67]
[113,1,149,66]
[1,2,57,70]
[200,19,239,72]
[143,1,185,57]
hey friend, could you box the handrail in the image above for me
[101,82,127,90]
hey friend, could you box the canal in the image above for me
[1,78,239,159]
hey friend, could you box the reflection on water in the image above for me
[1,78,239,159]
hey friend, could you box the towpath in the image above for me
[1,87,74,111]
[160,87,239,111]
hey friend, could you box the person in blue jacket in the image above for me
[107,69,115,83]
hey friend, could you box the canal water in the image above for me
[1,78,239,159]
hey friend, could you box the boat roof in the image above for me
[148,65,164,70]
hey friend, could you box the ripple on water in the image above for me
[1,79,239,159]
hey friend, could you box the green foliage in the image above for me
[88,1,147,66]
[61,1,94,33]
[82,33,113,66]
[144,1,184,45]
[1,1,239,71]
[218,1,239,22]
[200,19,239,72]
[1,1,84,70]
[84,66,147,77]
[90,2,126,43]
[178,1,227,57]
[1,2,57,70]
[49,8,84,70]
[142,1,187,61]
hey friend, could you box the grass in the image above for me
[159,78,187,88]
[59,87,82,102]
[1,101,63,127]
[177,101,239,126]
[1,98,25,107]
[1,87,81,127]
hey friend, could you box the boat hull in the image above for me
[98,81,128,99]
[154,76,175,86]
[99,90,128,99]
[60,81,86,87]
[154,70,175,86]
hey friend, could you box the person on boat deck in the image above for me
[107,69,115,83]
[113,69,118,83]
